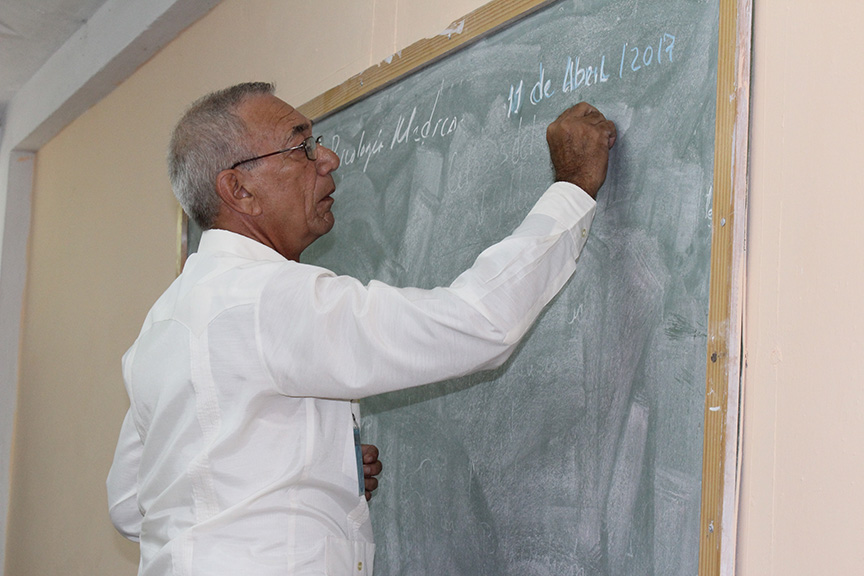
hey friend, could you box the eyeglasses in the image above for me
[229,135,323,169]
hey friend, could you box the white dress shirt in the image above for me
[107,181,595,575]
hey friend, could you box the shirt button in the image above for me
[358,561,363,571]
[581,228,588,238]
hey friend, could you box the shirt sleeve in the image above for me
[106,409,144,542]
[258,181,596,399]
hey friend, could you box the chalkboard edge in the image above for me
[297,0,559,122]
[698,0,752,575]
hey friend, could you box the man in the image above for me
[108,82,616,575]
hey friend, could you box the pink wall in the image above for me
[738,1,864,574]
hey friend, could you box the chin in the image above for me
[314,215,335,237]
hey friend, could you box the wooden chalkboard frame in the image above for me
[296,1,752,575]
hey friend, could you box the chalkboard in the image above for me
[295,0,743,574]
[182,0,749,573]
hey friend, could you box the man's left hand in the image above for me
[361,444,383,501]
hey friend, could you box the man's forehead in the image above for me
[242,93,310,140]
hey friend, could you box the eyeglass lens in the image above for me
[304,136,322,161]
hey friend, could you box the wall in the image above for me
[4,0,864,575]
[0,5,225,566]
[737,1,864,574]
[3,0,487,573]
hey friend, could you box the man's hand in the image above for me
[546,102,617,198]
[361,444,383,501]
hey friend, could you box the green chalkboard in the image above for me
[181,0,748,573]
[298,1,722,574]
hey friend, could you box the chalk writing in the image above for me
[530,63,555,105]
[507,80,523,117]
[446,113,540,196]
[330,32,680,171]
[562,55,611,93]
[507,32,679,117]
[391,81,459,148]
[619,33,676,78]
[330,129,386,173]
[327,81,460,173]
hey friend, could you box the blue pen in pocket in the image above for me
[352,410,364,497]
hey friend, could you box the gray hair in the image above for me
[168,82,275,229]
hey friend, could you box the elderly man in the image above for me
[107,82,616,575]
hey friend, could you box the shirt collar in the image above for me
[197,229,287,263]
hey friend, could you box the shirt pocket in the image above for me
[325,536,374,575]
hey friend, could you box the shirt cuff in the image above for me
[527,181,597,250]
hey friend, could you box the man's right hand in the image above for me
[546,103,617,198]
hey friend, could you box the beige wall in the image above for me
[5,0,488,573]
[5,0,863,574]
[737,1,864,575]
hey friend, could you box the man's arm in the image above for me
[106,409,144,541]
[260,103,616,400]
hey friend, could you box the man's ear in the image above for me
[215,169,262,217]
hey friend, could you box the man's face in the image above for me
[235,93,340,259]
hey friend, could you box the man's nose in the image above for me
[316,145,340,174]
